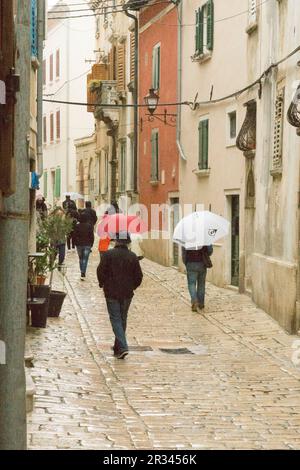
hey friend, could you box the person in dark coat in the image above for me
[97,231,143,359]
[67,209,79,251]
[36,196,48,219]
[182,245,213,313]
[73,212,94,280]
[81,201,97,226]
[62,195,77,214]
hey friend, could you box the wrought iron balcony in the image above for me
[236,100,257,158]
[93,80,119,125]
[287,84,300,136]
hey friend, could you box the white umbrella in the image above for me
[173,211,230,249]
[62,192,84,200]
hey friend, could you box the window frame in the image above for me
[226,107,237,147]
[198,117,209,170]
[150,129,159,182]
[152,43,161,91]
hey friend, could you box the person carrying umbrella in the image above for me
[182,245,213,313]
[97,231,143,359]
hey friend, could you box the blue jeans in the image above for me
[76,245,91,275]
[186,262,207,307]
[106,298,132,353]
[56,243,66,265]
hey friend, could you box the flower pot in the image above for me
[29,285,51,328]
[36,275,47,285]
[30,302,48,328]
[48,290,66,317]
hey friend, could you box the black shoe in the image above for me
[116,350,128,359]
[80,272,86,280]
[196,304,205,313]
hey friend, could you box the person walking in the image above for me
[82,201,97,227]
[36,195,48,220]
[73,212,94,280]
[63,194,77,215]
[67,209,79,251]
[182,245,213,313]
[97,231,143,359]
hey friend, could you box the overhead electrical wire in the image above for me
[42,44,300,109]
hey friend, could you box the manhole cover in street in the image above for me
[129,346,153,351]
[159,348,194,355]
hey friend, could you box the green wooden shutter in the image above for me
[44,171,47,198]
[199,120,209,169]
[195,10,199,53]
[55,168,61,198]
[156,46,160,89]
[151,131,159,181]
[207,0,214,51]
[199,8,204,55]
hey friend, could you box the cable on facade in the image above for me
[42,43,300,109]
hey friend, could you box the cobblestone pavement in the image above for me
[27,251,300,450]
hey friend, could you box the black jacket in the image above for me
[182,245,213,266]
[63,199,77,214]
[97,245,143,300]
[73,222,94,247]
[82,207,97,226]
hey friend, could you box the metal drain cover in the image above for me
[159,348,194,355]
[129,345,153,352]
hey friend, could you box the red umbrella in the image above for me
[97,213,147,237]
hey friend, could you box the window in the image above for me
[152,44,160,90]
[151,130,159,181]
[31,0,37,57]
[56,49,60,78]
[195,0,214,56]
[54,168,61,198]
[49,54,53,82]
[272,87,285,171]
[50,113,54,142]
[43,60,46,86]
[44,171,48,198]
[56,110,60,140]
[43,116,47,144]
[120,141,126,192]
[229,112,237,139]
[226,110,237,147]
[198,119,209,170]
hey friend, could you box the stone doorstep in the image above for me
[26,369,36,413]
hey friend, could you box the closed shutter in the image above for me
[56,49,60,78]
[273,87,285,170]
[249,0,257,24]
[151,131,159,181]
[44,171,47,198]
[130,32,135,83]
[55,168,61,198]
[0,0,16,195]
[117,43,126,92]
[56,110,60,140]
[50,113,54,142]
[91,63,108,80]
[152,45,160,90]
[195,10,199,53]
[43,116,47,143]
[108,47,116,81]
[31,0,37,57]
[87,73,94,113]
[198,120,209,169]
[207,0,214,51]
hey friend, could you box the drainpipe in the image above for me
[176,0,186,161]
[124,8,138,194]
[37,0,45,178]
[0,0,30,449]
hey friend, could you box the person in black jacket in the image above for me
[182,245,213,313]
[62,195,77,214]
[81,201,98,227]
[73,212,94,280]
[97,231,143,359]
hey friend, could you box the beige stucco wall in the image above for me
[179,0,249,288]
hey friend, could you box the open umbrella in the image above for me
[97,213,147,238]
[62,192,84,200]
[173,211,230,249]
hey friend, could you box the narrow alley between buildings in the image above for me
[27,252,300,450]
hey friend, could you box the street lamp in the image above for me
[144,88,159,115]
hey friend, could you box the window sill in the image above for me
[246,22,258,35]
[149,180,160,186]
[191,51,212,64]
[270,168,282,178]
[193,168,210,177]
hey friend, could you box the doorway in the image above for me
[231,195,240,286]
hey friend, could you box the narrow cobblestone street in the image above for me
[27,252,300,450]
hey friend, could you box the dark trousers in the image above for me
[56,243,66,265]
[105,298,132,353]
[67,232,75,250]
